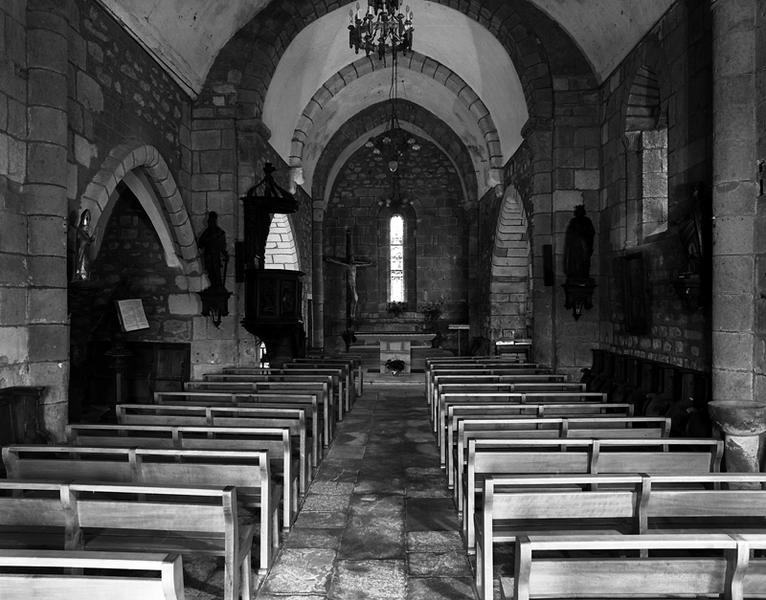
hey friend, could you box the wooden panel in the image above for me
[77,500,226,532]
[476,451,590,473]
[648,490,766,517]
[493,491,637,520]
[528,558,726,596]
[597,452,714,473]
[0,498,66,527]
[0,576,168,600]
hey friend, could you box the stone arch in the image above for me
[312,100,478,213]
[78,143,202,288]
[489,185,531,339]
[264,213,300,270]
[290,52,503,181]
[202,0,572,126]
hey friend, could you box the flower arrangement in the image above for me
[419,299,443,323]
[386,301,408,317]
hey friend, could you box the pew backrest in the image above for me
[0,549,185,600]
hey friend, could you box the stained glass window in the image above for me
[390,215,404,302]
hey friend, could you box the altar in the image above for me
[354,331,436,373]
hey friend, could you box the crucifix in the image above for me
[324,229,373,327]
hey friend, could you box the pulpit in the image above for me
[355,331,436,373]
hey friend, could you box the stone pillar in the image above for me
[710,0,758,402]
[25,0,71,440]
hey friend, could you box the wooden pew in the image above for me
[0,479,253,598]
[149,394,321,465]
[432,380,571,426]
[427,367,555,413]
[442,401,633,469]
[293,356,363,397]
[449,414,667,493]
[65,423,300,530]
[463,437,723,550]
[0,549,185,600]
[184,380,334,446]
[425,359,547,404]
[282,363,354,412]
[435,392,608,466]
[435,390,608,438]
[433,381,585,419]
[509,534,746,600]
[209,370,345,421]
[476,472,766,600]
[453,416,671,511]
[2,446,277,577]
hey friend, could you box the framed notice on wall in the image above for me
[115,299,150,332]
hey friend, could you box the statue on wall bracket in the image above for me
[562,204,596,320]
[197,211,232,327]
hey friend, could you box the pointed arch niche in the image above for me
[489,185,531,339]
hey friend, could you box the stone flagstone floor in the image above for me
[255,383,478,600]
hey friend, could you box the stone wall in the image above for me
[599,0,712,371]
[323,134,469,349]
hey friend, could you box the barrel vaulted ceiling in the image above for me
[98,0,675,197]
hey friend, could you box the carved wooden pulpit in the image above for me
[240,163,305,365]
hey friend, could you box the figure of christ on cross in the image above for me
[324,230,373,324]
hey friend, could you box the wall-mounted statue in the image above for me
[197,211,231,327]
[563,205,595,281]
[71,209,95,282]
[198,211,229,289]
[562,205,597,320]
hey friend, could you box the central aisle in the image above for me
[257,384,477,600]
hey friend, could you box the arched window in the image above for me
[390,214,404,302]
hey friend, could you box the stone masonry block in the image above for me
[28,106,66,144]
[713,215,754,256]
[191,129,221,151]
[0,210,26,253]
[27,215,67,257]
[28,287,67,323]
[27,255,67,287]
[168,293,201,315]
[0,287,26,324]
[76,71,104,112]
[27,29,68,74]
[28,323,68,362]
[574,169,600,190]
[27,142,67,185]
[553,189,583,212]
[7,136,26,184]
[0,326,28,364]
[74,134,99,167]
[0,253,26,286]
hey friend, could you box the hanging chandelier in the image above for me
[364,54,420,175]
[348,0,414,61]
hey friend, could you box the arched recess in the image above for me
[489,185,531,339]
[78,143,203,289]
[312,100,478,213]
[264,213,300,270]
[290,52,505,195]
[622,64,668,247]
